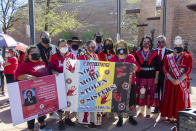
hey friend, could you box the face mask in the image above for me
[174,47,183,53]
[88,46,96,53]
[117,48,127,55]
[96,36,102,43]
[5,53,10,58]
[143,43,150,49]
[31,53,41,61]
[71,44,79,50]
[104,44,113,53]
[60,47,68,54]
[42,37,50,44]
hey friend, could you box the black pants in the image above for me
[0,71,4,94]
[5,74,15,83]
[27,115,46,129]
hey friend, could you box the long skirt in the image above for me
[159,79,190,119]
[136,78,159,108]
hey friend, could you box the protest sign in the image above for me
[7,74,67,125]
[64,60,133,113]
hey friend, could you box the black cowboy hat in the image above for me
[67,37,83,44]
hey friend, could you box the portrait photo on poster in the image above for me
[23,88,37,107]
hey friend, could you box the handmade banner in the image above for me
[7,74,67,126]
[64,60,133,113]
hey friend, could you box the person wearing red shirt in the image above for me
[50,39,76,129]
[18,51,25,64]
[3,49,18,83]
[15,46,51,131]
[160,36,193,122]
[78,40,100,128]
[98,38,115,61]
[110,40,140,127]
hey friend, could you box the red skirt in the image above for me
[136,78,159,108]
[159,79,190,119]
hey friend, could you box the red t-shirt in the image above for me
[98,51,114,61]
[18,54,25,64]
[110,54,140,84]
[4,57,18,75]
[50,52,76,73]
[15,61,49,79]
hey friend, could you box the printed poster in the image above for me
[7,74,67,125]
[64,60,133,113]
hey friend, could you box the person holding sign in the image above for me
[50,39,76,129]
[110,40,140,127]
[78,40,101,128]
[159,36,193,122]
[15,46,51,131]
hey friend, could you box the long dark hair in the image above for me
[139,35,153,50]
[103,38,114,54]
[24,46,39,62]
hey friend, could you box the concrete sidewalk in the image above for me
[0,70,196,131]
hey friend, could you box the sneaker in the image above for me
[116,117,123,127]
[57,120,65,130]
[39,127,52,131]
[64,118,75,126]
[146,115,151,119]
[129,116,137,125]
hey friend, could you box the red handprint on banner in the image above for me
[116,66,127,78]
[66,61,75,73]
[101,93,111,104]
[67,86,77,96]
[82,112,89,123]
[113,91,122,102]
[89,65,95,77]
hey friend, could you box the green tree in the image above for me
[0,0,25,33]
[32,0,82,36]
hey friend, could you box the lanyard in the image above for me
[43,49,51,63]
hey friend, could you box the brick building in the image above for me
[127,0,196,65]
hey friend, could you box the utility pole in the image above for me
[162,0,167,36]
[28,0,35,45]
[117,0,121,41]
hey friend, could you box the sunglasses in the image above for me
[158,40,165,44]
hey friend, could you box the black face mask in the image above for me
[104,44,113,53]
[174,47,183,53]
[71,44,79,50]
[31,53,41,61]
[96,36,102,43]
[117,48,127,55]
[42,37,50,44]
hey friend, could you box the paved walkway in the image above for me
[0,69,196,131]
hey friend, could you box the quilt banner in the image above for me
[64,60,133,113]
[7,74,67,126]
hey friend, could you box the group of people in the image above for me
[0,31,192,131]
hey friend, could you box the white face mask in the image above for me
[5,53,10,58]
[60,47,68,54]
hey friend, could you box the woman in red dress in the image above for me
[98,38,114,61]
[50,39,76,129]
[135,36,160,119]
[159,36,193,121]
[15,46,51,131]
[110,40,140,127]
